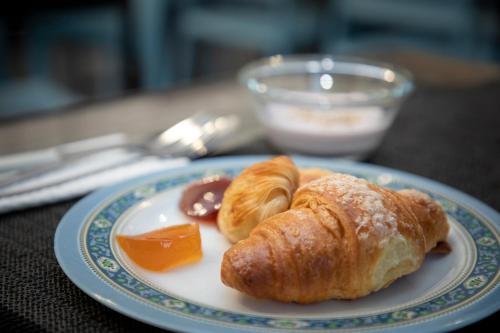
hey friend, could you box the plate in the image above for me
[55,156,500,333]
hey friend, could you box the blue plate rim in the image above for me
[54,155,500,333]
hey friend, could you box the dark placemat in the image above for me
[1,82,499,332]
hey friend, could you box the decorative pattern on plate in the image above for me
[81,168,499,331]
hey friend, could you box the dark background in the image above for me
[0,0,499,119]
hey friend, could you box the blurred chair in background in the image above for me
[0,20,6,82]
[0,17,81,118]
[173,0,319,82]
[129,0,173,90]
[26,5,125,96]
[0,4,126,119]
[130,0,320,90]
[322,0,497,61]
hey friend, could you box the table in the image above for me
[0,54,499,332]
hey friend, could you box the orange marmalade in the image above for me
[116,223,202,272]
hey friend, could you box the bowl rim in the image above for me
[238,54,415,107]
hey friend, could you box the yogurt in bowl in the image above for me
[239,55,414,156]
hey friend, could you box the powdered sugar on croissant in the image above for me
[299,173,399,241]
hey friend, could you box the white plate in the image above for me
[55,156,500,333]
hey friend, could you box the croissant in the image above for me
[221,173,449,303]
[217,156,300,243]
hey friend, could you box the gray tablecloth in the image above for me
[1,82,499,332]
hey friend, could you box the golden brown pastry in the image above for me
[221,173,449,303]
[217,156,300,243]
[299,168,334,186]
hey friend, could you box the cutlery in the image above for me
[0,112,261,191]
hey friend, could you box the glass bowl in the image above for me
[238,55,414,157]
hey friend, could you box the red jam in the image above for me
[179,176,232,223]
